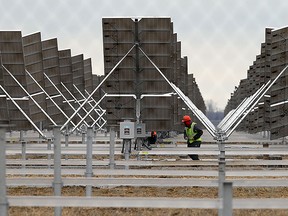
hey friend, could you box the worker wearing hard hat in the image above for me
[182,115,203,160]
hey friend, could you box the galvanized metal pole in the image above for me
[85,127,93,196]
[124,139,131,170]
[222,181,233,216]
[65,125,69,160]
[20,130,24,142]
[82,130,86,145]
[65,125,69,147]
[21,141,26,169]
[134,19,141,124]
[0,124,8,216]
[53,126,62,216]
[218,137,226,216]
[109,127,116,169]
[136,138,142,161]
[47,138,52,168]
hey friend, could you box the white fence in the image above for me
[1,127,288,216]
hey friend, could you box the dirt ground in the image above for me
[7,185,288,216]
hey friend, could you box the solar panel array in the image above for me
[0,31,103,132]
[0,31,30,130]
[102,17,206,132]
[225,27,288,139]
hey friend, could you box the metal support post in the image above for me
[47,137,52,150]
[21,141,26,169]
[65,125,69,147]
[218,144,226,196]
[109,127,116,169]
[136,138,142,161]
[85,127,93,196]
[53,126,62,216]
[218,139,226,216]
[20,130,24,142]
[93,125,97,139]
[82,130,86,145]
[222,181,233,216]
[123,139,131,170]
[105,129,108,137]
[47,138,52,168]
[65,125,69,160]
[39,121,43,142]
[0,123,9,216]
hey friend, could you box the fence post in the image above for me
[109,127,116,169]
[218,141,226,216]
[135,138,142,161]
[65,125,69,147]
[47,138,52,168]
[223,181,233,216]
[123,139,131,170]
[82,130,86,145]
[21,141,26,169]
[0,123,9,216]
[19,130,24,142]
[85,127,93,196]
[53,126,62,216]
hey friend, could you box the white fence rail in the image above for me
[7,196,288,209]
[2,127,288,216]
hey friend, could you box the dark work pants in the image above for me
[187,141,201,160]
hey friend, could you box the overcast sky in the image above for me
[1,0,288,110]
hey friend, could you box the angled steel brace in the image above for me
[72,84,106,129]
[59,82,97,125]
[225,64,288,137]
[84,89,107,129]
[61,44,136,130]
[69,93,107,133]
[220,83,267,133]
[217,98,248,130]
[171,82,217,138]
[43,73,91,129]
[25,69,80,131]
[138,46,217,138]
[2,65,57,126]
[0,85,46,138]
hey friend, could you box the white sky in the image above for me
[1,0,288,111]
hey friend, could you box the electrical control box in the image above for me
[120,120,135,139]
[135,123,146,138]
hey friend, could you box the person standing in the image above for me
[182,115,203,160]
